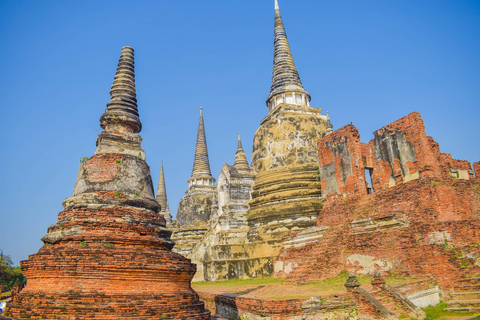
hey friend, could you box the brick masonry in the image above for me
[6,46,210,320]
[275,112,480,290]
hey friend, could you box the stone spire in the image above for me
[94,46,145,159]
[326,111,333,135]
[266,0,311,111]
[234,133,250,171]
[100,46,142,134]
[157,159,172,225]
[188,107,215,187]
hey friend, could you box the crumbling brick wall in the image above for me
[318,112,475,197]
[317,124,367,198]
[473,161,480,181]
[276,112,480,288]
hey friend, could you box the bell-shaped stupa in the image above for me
[8,47,210,320]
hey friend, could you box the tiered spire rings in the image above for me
[267,0,311,111]
[188,107,215,187]
[234,133,250,171]
[100,46,142,133]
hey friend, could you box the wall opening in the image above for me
[365,168,374,194]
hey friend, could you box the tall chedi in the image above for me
[189,134,255,282]
[244,0,331,278]
[171,108,217,256]
[157,159,173,226]
[8,47,210,320]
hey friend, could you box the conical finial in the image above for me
[100,46,142,133]
[234,133,250,170]
[156,160,172,225]
[156,160,169,211]
[267,0,310,108]
[326,111,333,134]
[190,108,214,179]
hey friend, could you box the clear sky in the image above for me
[1,0,479,265]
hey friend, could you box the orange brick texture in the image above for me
[475,162,480,181]
[276,112,480,288]
[197,291,355,320]
[8,152,210,320]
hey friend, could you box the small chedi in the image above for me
[189,134,255,281]
[156,160,173,226]
[275,112,480,289]
[8,47,210,320]
[171,108,217,257]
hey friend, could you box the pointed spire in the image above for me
[156,160,169,212]
[267,0,310,108]
[100,46,142,133]
[234,133,250,170]
[190,107,214,180]
[326,111,333,135]
[156,160,172,225]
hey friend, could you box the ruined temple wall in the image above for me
[275,112,480,287]
[275,177,480,287]
[318,112,475,197]
[475,162,480,180]
[369,112,474,189]
[317,124,367,197]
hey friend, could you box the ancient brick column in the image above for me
[8,46,210,320]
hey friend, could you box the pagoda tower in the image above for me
[244,0,331,278]
[171,108,217,257]
[156,159,173,226]
[8,47,210,320]
[188,133,255,282]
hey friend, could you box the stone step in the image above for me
[455,284,480,293]
[459,278,480,285]
[395,278,437,295]
[451,292,480,300]
[444,307,480,313]
[446,299,480,308]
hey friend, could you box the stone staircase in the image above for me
[343,273,427,320]
[446,276,480,313]
[369,288,415,319]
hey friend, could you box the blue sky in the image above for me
[1,0,479,265]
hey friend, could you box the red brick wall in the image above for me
[318,112,474,196]
[317,124,367,198]
[197,291,355,320]
[474,162,480,180]
[277,177,480,288]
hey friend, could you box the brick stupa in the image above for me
[8,47,210,320]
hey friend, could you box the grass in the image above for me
[422,302,477,320]
[192,273,418,299]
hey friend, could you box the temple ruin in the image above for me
[167,0,332,281]
[7,47,210,320]
[170,108,217,257]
